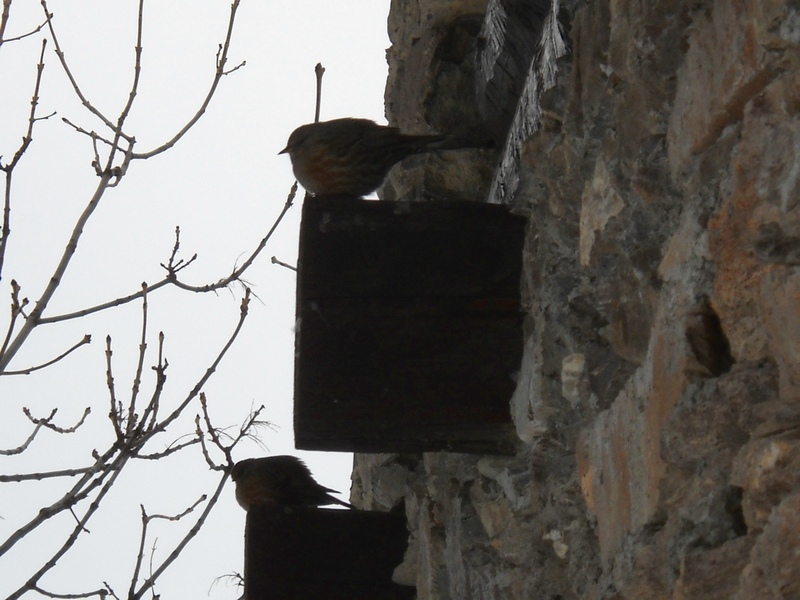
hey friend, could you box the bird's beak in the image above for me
[278,145,289,155]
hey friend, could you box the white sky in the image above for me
[0,1,390,597]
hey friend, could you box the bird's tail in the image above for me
[407,133,495,153]
[332,496,355,509]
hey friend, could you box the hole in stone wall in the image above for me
[725,485,748,537]
[685,297,734,377]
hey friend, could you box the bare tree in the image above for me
[0,1,297,597]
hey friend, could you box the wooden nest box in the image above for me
[244,506,413,600]
[294,197,526,454]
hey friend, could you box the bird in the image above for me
[230,455,353,510]
[279,117,458,198]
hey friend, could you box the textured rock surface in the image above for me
[353,0,800,597]
[381,0,498,202]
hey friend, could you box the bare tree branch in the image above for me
[105,335,124,442]
[314,62,325,123]
[0,0,13,46]
[38,184,297,325]
[0,169,115,372]
[0,467,94,483]
[7,458,126,600]
[39,2,122,137]
[2,334,91,375]
[0,406,89,456]
[128,284,150,434]
[0,444,122,556]
[271,255,298,271]
[197,393,229,468]
[0,422,45,456]
[160,226,196,275]
[61,116,125,154]
[24,405,91,433]
[128,497,206,600]
[135,437,200,460]
[0,408,53,456]
[130,471,229,600]
[1,38,51,281]
[29,585,110,599]
[141,289,251,442]
[0,280,28,358]
[130,0,243,160]
[0,3,282,596]
[0,2,47,47]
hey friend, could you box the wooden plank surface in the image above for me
[244,506,413,600]
[294,197,526,454]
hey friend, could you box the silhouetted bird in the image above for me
[279,117,458,198]
[230,456,353,510]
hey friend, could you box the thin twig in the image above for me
[128,284,149,435]
[0,467,94,483]
[230,407,272,459]
[314,62,325,123]
[39,184,297,324]
[2,334,91,375]
[128,497,206,599]
[0,7,48,46]
[23,406,90,434]
[0,426,43,456]
[1,38,51,281]
[60,117,124,153]
[0,407,88,456]
[6,459,126,600]
[133,331,166,438]
[0,170,115,372]
[0,410,52,456]
[105,336,124,441]
[40,2,121,136]
[135,437,199,460]
[102,582,119,600]
[160,226,198,277]
[110,0,144,171]
[131,472,228,600]
[0,0,12,45]
[199,393,227,454]
[157,186,297,294]
[196,394,225,468]
[0,280,28,357]
[141,290,251,441]
[29,585,110,599]
[270,256,297,271]
[0,444,120,556]
[90,0,144,183]
[130,0,243,160]
[197,404,270,470]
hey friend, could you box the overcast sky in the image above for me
[0,1,390,597]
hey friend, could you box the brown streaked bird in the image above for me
[230,456,353,510]
[279,117,455,198]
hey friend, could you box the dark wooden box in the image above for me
[244,506,413,600]
[294,197,526,454]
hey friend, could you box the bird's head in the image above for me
[279,123,314,157]
[229,458,256,482]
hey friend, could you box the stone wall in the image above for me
[352,1,800,598]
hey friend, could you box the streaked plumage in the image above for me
[230,456,352,510]
[279,117,452,198]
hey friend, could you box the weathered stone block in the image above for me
[709,71,800,362]
[731,437,800,531]
[735,492,800,600]
[674,536,754,600]
[578,310,690,562]
[760,264,800,402]
[668,0,794,176]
